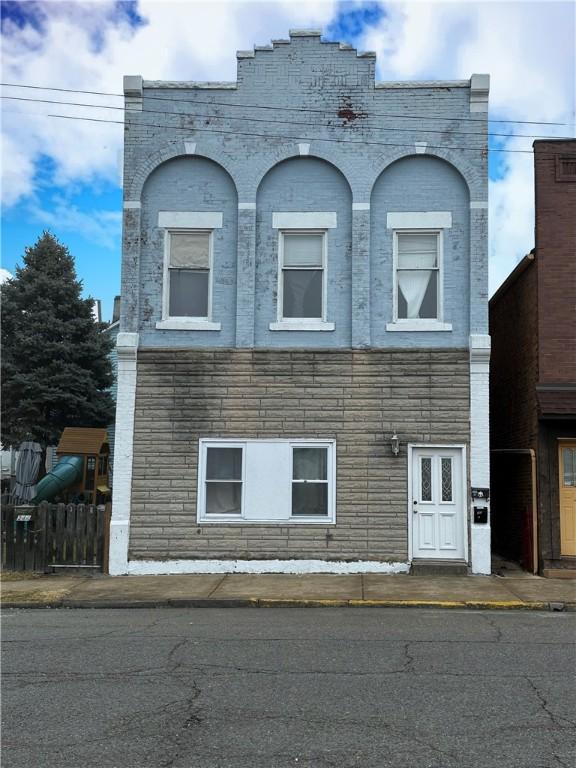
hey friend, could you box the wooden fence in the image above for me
[1,502,111,573]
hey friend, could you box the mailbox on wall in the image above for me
[474,506,489,524]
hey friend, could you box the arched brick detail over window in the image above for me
[252,148,359,201]
[126,141,240,201]
[366,147,483,201]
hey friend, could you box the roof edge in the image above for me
[490,251,536,305]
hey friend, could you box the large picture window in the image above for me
[198,439,336,524]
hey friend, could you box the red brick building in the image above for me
[490,140,576,576]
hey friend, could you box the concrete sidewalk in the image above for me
[2,570,575,610]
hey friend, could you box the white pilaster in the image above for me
[470,334,491,574]
[109,332,139,575]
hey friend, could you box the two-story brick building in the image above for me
[490,140,576,576]
[110,30,491,576]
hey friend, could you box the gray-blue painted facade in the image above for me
[121,31,488,350]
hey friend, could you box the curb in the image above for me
[2,598,573,611]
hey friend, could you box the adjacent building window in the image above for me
[395,231,440,321]
[166,231,212,318]
[198,439,335,523]
[279,231,326,320]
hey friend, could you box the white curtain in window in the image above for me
[397,233,437,319]
[398,271,433,318]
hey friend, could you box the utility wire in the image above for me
[2,93,570,142]
[18,110,545,155]
[2,81,574,128]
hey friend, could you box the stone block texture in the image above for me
[128,349,470,561]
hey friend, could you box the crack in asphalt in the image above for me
[481,614,503,643]
[525,677,576,730]
[402,641,415,673]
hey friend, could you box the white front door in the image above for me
[411,447,465,560]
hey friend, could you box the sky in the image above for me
[1,0,574,321]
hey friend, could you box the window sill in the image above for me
[156,319,221,331]
[269,321,335,332]
[386,321,452,332]
[198,517,336,525]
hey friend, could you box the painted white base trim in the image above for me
[109,520,129,575]
[125,559,411,576]
[471,526,491,575]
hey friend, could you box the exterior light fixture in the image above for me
[390,433,400,456]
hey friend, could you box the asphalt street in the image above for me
[2,607,575,768]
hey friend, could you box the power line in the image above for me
[22,110,543,155]
[2,93,570,142]
[2,81,574,128]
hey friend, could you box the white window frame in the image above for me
[386,212,452,333]
[197,438,336,524]
[156,212,223,331]
[289,441,335,523]
[270,230,335,332]
[197,441,246,522]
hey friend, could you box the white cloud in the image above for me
[0,268,14,284]
[28,199,122,250]
[2,1,573,295]
[360,1,575,292]
[1,0,337,207]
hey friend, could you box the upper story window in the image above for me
[167,231,212,318]
[156,211,222,331]
[167,231,212,319]
[280,231,325,320]
[269,212,336,332]
[386,211,453,332]
[396,231,440,321]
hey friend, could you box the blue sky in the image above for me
[1,1,574,321]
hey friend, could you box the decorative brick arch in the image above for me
[366,147,484,201]
[253,148,357,199]
[125,140,240,201]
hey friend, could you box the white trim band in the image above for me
[109,332,139,576]
[386,321,452,332]
[387,211,452,229]
[270,321,335,332]
[470,201,489,209]
[156,320,221,331]
[272,212,337,229]
[352,203,370,211]
[125,558,411,576]
[238,202,256,210]
[123,201,141,209]
[158,211,223,229]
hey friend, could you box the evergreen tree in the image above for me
[1,232,115,449]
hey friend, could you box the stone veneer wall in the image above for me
[129,349,470,561]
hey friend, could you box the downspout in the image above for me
[491,449,538,574]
